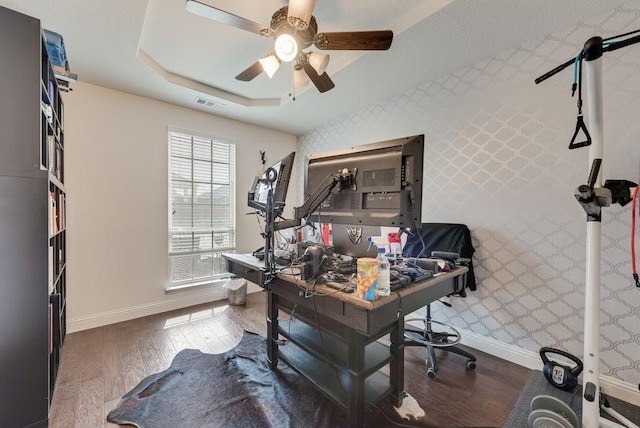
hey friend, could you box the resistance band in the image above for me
[632,185,640,287]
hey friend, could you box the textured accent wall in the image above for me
[298,3,640,386]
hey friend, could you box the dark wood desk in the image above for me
[224,253,467,428]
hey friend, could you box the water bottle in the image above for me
[377,247,390,296]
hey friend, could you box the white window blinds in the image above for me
[168,130,235,285]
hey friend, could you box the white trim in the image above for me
[406,319,639,405]
[453,325,543,370]
[456,326,640,405]
[137,49,283,107]
[167,125,237,146]
[69,298,639,406]
[67,283,262,333]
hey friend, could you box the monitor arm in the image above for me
[271,168,356,232]
[259,168,355,287]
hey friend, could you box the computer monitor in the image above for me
[248,152,295,215]
[304,135,424,227]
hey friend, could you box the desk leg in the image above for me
[346,329,365,428]
[390,318,404,407]
[266,290,278,369]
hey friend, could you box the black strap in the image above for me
[569,115,592,149]
[569,56,592,149]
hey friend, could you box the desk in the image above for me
[224,253,467,427]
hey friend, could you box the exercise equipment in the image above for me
[536,30,640,428]
[540,347,583,392]
[528,395,580,428]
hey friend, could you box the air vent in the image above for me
[363,168,396,187]
[194,96,226,110]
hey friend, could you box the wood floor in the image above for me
[49,291,532,427]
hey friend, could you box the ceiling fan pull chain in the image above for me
[289,63,297,101]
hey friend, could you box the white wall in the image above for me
[299,2,640,393]
[64,82,297,332]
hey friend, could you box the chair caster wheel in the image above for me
[466,360,476,370]
[427,368,437,379]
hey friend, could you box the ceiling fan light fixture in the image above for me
[275,33,298,62]
[187,0,392,95]
[259,54,280,79]
[287,0,316,30]
[308,52,329,75]
[293,66,310,88]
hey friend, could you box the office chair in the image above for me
[402,223,477,380]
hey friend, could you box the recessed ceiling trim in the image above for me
[136,49,284,107]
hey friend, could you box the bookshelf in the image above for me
[0,5,68,427]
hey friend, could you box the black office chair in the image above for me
[402,223,477,380]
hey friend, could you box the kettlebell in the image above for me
[539,347,583,392]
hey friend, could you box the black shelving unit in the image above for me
[0,5,67,427]
[278,320,393,410]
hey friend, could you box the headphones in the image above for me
[540,347,583,392]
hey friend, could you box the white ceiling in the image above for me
[0,0,629,135]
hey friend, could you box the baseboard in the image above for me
[67,283,262,333]
[459,328,640,405]
[70,295,638,405]
[407,320,640,405]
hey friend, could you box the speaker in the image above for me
[539,347,583,392]
[301,245,327,280]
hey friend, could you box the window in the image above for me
[168,129,235,286]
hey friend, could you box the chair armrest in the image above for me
[458,257,471,266]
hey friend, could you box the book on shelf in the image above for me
[50,293,62,347]
[57,193,64,231]
[50,191,58,236]
[55,146,62,179]
[47,135,56,173]
[52,65,77,83]
[48,246,54,294]
[59,100,64,128]
[47,80,55,105]
[48,303,53,355]
[41,101,53,124]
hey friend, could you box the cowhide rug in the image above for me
[107,330,426,427]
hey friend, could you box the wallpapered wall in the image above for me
[298,2,640,386]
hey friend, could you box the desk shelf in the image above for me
[279,320,391,378]
[278,339,392,411]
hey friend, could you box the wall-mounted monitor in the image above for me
[248,152,295,215]
[305,135,424,227]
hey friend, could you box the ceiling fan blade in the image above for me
[185,0,270,36]
[314,30,393,50]
[235,61,263,81]
[287,0,316,29]
[303,63,335,93]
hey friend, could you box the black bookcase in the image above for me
[0,6,67,427]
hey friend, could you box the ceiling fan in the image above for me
[185,0,393,93]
